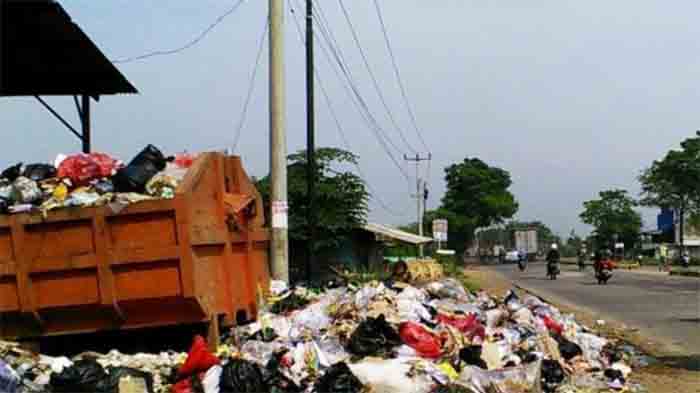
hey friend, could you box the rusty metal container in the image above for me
[0,152,269,339]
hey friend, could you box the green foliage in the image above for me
[639,132,700,248]
[442,158,519,229]
[425,158,518,252]
[257,147,369,252]
[561,230,584,257]
[580,189,642,250]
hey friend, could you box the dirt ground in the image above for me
[463,266,700,393]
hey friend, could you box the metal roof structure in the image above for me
[0,0,137,152]
[363,222,433,245]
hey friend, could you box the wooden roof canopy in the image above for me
[0,0,137,152]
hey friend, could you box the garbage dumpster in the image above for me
[0,152,269,340]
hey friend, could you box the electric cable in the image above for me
[113,0,246,63]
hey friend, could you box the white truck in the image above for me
[515,229,538,261]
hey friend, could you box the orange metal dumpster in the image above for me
[0,152,269,339]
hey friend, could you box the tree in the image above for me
[562,230,584,257]
[257,147,369,252]
[639,132,700,252]
[580,189,642,250]
[438,158,518,250]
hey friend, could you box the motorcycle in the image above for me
[595,260,614,285]
[518,256,527,271]
[547,261,559,280]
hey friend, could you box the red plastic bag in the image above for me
[89,152,121,177]
[541,315,563,335]
[57,153,120,186]
[57,155,100,186]
[437,313,486,341]
[174,153,196,169]
[177,335,220,378]
[399,322,443,359]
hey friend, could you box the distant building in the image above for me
[289,223,433,281]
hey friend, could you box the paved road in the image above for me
[487,262,700,354]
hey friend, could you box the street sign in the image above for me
[432,219,448,242]
[615,242,624,249]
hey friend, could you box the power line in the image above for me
[291,0,410,181]
[288,1,407,217]
[112,0,246,64]
[372,0,431,154]
[233,18,269,152]
[308,0,405,161]
[337,0,418,155]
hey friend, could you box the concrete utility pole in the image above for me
[405,153,431,257]
[269,0,289,283]
[305,0,316,282]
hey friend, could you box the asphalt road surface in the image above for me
[487,262,700,354]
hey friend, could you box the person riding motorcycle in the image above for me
[594,249,614,284]
[681,252,690,268]
[546,244,560,278]
[517,249,527,271]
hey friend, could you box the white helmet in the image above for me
[551,243,558,250]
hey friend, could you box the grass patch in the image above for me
[434,254,481,292]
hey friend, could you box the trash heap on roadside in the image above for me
[0,145,195,216]
[0,277,649,393]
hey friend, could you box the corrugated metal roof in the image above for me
[363,222,434,245]
[0,0,137,96]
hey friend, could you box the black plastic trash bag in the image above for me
[0,197,9,214]
[1,163,22,182]
[50,359,107,392]
[220,358,267,393]
[22,164,57,182]
[347,314,402,357]
[604,369,625,383]
[314,363,364,393]
[459,346,488,369]
[95,367,155,393]
[113,145,171,193]
[264,351,303,393]
[270,293,310,314]
[552,333,583,361]
[541,359,564,393]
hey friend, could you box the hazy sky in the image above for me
[2,1,699,236]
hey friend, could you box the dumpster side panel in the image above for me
[113,260,182,301]
[0,227,13,260]
[34,270,99,308]
[0,278,19,311]
[108,212,178,249]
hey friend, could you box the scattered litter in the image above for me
[0,275,648,393]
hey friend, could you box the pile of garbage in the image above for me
[0,145,195,216]
[0,277,649,393]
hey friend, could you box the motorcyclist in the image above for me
[517,249,527,271]
[682,252,690,268]
[546,243,560,276]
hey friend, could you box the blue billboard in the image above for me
[657,209,674,232]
